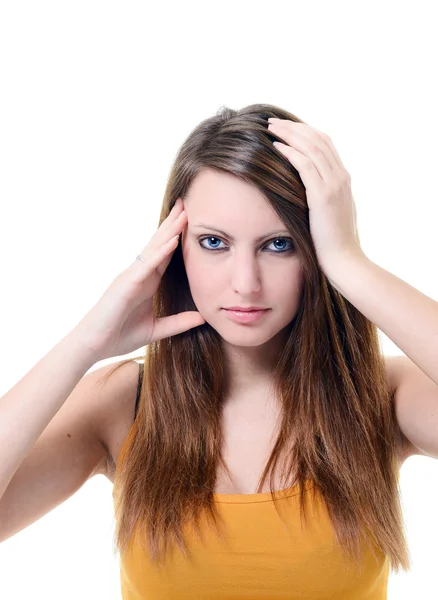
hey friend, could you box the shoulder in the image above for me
[94,359,143,481]
[384,354,436,462]
[383,354,400,396]
[383,355,411,461]
[384,354,438,461]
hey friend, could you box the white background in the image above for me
[0,1,437,598]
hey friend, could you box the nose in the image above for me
[230,252,262,294]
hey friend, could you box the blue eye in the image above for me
[198,236,294,253]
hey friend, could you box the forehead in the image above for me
[184,169,283,225]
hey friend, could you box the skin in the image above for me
[180,168,304,409]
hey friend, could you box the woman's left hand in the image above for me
[267,118,364,273]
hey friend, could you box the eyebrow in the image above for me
[191,223,291,243]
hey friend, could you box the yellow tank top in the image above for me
[112,422,390,599]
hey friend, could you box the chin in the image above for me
[212,321,281,346]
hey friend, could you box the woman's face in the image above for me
[180,168,304,351]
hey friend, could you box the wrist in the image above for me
[322,248,368,280]
[63,326,103,367]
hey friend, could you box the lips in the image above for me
[225,307,268,312]
[222,308,270,323]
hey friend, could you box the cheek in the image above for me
[185,258,211,283]
[289,270,304,296]
[185,261,219,301]
[271,262,303,291]
[275,268,304,312]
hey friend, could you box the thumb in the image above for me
[152,311,206,342]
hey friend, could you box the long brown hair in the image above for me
[101,103,410,573]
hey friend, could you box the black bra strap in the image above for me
[134,362,144,421]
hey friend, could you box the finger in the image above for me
[270,122,333,180]
[274,142,325,191]
[318,135,347,171]
[270,120,348,176]
[154,232,181,278]
[133,233,179,274]
[140,202,186,258]
[149,209,185,252]
[152,311,206,342]
[156,200,187,242]
[296,124,347,172]
[161,198,185,229]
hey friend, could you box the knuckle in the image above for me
[302,157,313,171]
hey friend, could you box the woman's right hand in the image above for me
[71,197,205,362]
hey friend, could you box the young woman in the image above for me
[1,103,437,599]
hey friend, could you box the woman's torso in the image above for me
[107,359,409,599]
